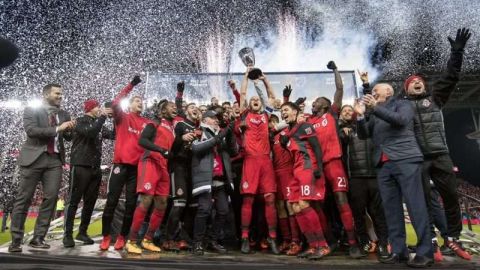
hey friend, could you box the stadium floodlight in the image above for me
[27,98,43,108]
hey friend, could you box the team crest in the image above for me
[177,188,184,196]
[422,99,431,108]
[144,183,151,190]
[321,118,328,127]
[113,166,120,174]
[242,181,249,190]
[305,127,312,135]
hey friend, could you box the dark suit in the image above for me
[11,105,72,242]
[357,96,432,258]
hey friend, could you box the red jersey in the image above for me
[148,118,175,161]
[272,129,294,171]
[285,122,319,172]
[112,83,149,165]
[242,110,270,157]
[307,104,342,163]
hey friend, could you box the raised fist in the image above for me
[327,61,337,70]
[131,75,141,86]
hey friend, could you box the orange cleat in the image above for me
[286,242,302,256]
[433,241,443,262]
[114,235,126,250]
[99,235,111,251]
[446,239,471,260]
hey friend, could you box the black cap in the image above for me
[202,110,218,119]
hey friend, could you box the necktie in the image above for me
[47,113,56,154]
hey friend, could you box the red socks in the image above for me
[338,203,357,245]
[241,196,254,239]
[279,217,291,242]
[288,215,300,243]
[295,207,327,248]
[129,205,148,241]
[145,208,165,241]
[264,194,277,239]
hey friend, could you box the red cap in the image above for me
[84,99,99,113]
[404,75,425,91]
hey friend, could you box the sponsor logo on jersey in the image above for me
[305,127,312,135]
[321,118,328,127]
[242,181,249,190]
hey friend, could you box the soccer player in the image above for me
[238,67,279,254]
[307,61,363,258]
[269,114,301,255]
[280,102,330,260]
[124,99,180,254]
[100,76,149,251]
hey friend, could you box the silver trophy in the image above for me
[238,47,263,80]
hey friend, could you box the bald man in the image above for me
[354,83,433,268]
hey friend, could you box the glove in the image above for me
[283,84,292,98]
[313,169,322,179]
[294,97,306,105]
[448,28,471,52]
[131,75,141,86]
[326,60,337,70]
[279,135,289,148]
[177,81,185,93]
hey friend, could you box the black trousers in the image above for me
[193,185,229,243]
[422,154,462,238]
[102,164,137,237]
[165,161,193,241]
[64,165,102,235]
[348,177,388,246]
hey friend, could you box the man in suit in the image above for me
[355,84,433,268]
[8,83,75,252]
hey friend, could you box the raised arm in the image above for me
[175,81,185,117]
[239,68,249,113]
[259,73,276,107]
[327,61,343,109]
[228,80,241,104]
[432,28,471,108]
[112,75,141,123]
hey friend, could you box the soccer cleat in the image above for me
[177,240,191,250]
[142,239,161,252]
[349,244,368,259]
[377,243,390,260]
[446,239,471,260]
[193,242,204,256]
[162,240,180,252]
[99,235,111,251]
[267,238,280,255]
[286,242,302,256]
[125,240,142,254]
[260,238,268,250]
[114,235,126,250]
[279,241,290,253]
[297,247,316,258]
[433,241,443,262]
[308,246,331,260]
[241,238,251,254]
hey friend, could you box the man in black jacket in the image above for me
[355,84,433,268]
[338,74,388,259]
[402,28,472,260]
[191,110,237,255]
[63,99,114,248]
